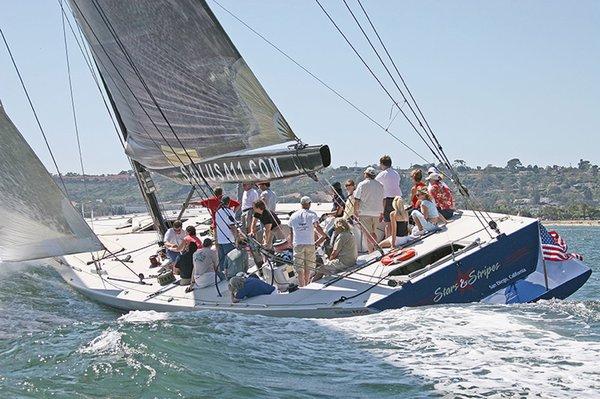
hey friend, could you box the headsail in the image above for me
[68,0,329,183]
[0,102,104,262]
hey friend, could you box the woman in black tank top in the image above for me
[379,196,410,249]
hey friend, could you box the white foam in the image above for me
[78,330,124,355]
[317,305,600,397]
[118,310,170,324]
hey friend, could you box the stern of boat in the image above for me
[369,220,542,311]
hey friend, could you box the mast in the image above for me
[99,74,168,236]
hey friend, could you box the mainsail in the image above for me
[68,0,329,184]
[0,102,104,262]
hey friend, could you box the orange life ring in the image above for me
[381,248,416,266]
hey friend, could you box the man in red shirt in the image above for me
[193,187,240,228]
[426,173,455,219]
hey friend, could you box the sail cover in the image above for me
[0,103,104,262]
[68,0,325,182]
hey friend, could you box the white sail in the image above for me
[0,102,104,262]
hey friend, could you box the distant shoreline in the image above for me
[543,220,600,227]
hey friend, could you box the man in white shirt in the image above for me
[354,167,384,253]
[375,155,402,236]
[215,197,239,274]
[240,183,259,233]
[258,181,278,213]
[164,219,186,262]
[289,196,326,286]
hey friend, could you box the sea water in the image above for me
[0,226,598,398]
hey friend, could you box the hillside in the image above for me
[58,158,600,220]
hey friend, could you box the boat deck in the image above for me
[54,204,538,317]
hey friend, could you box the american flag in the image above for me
[539,225,583,262]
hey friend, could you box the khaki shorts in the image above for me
[359,215,379,235]
[293,244,316,274]
[319,258,351,276]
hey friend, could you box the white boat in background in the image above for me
[0,0,591,318]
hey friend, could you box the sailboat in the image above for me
[0,0,591,318]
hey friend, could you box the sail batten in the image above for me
[0,103,104,263]
[67,0,331,181]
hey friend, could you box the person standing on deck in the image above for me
[240,183,259,233]
[375,155,402,237]
[215,197,240,275]
[163,220,185,262]
[258,181,278,213]
[354,167,384,253]
[289,196,326,287]
[250,200,287,249]
[194,187,239,231]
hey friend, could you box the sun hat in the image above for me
[300,196,311,205]
[426,172,441,181]
[364,166,378,176]
[427,166,438,175]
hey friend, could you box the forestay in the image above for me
[0,102,104,262]
[68,0,329,184]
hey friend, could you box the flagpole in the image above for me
[538,223,549,291]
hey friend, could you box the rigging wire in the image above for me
[58,0,124,148]
[209,0,494,237]
[68,0,291,277]
[353,0,497,225]
[61,0,93,229]
[210,0,432,166]
[322,0,496,232]
[0,28,70,197]
[313,0,444,165]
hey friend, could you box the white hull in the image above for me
[50,205,575,318]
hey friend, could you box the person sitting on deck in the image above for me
[250,199,287,249]
[409,169,426,210]
[229,275,275,303]
[173,225,202,286]
[411,189,447,235]
[379,196,411,248]
[312,218,358,282]
[195,187,239,230]
[342,179,356,221]
[190,237,220,289]
[330,181,346,218]
[289,196,327,287]
[163,220,185,262]
[426,172,456,219]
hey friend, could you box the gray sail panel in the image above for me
[68,0,298,173]
[0,103,104,262]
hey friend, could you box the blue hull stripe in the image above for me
[369,222,540,311]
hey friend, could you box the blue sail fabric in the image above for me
[0,103,104,262]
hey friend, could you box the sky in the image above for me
[0,0,599,175]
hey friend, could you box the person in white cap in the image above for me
[288,196,326,286]
[375,155,402,236]
[426,172,455,219]
[353,166,384,253]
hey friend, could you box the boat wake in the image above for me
[1,261,598,398]
[316,302,600,398]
